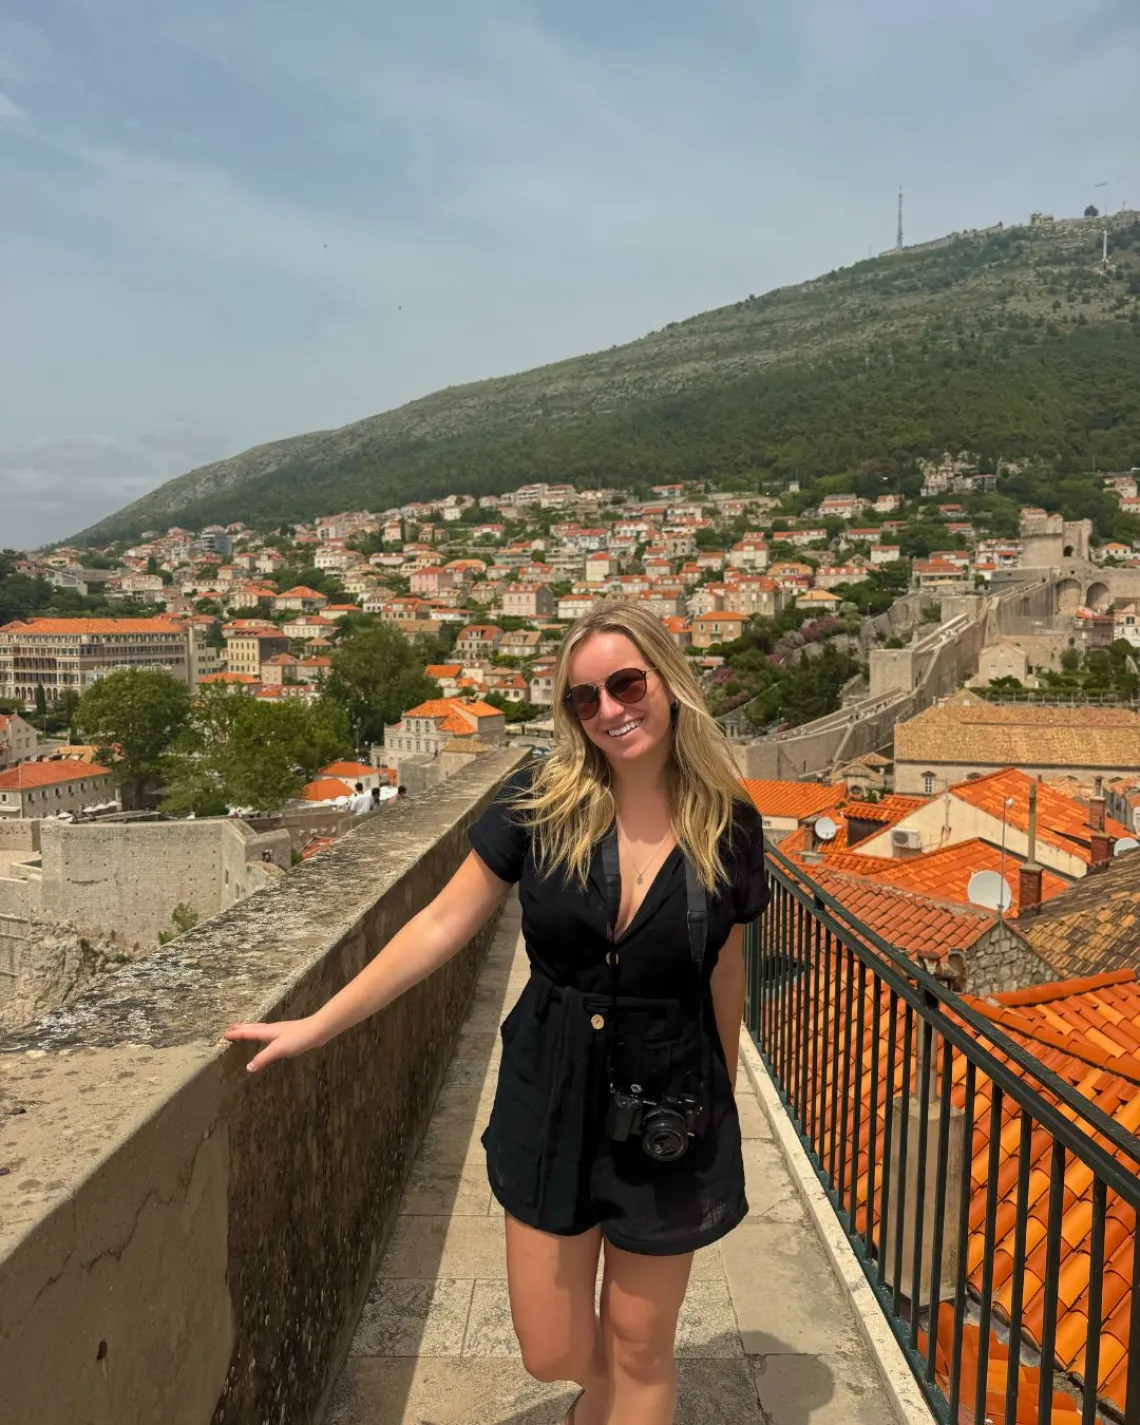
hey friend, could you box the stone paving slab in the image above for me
[327,904,901,1424]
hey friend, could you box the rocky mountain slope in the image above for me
[73,212,1140,542]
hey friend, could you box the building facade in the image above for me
[0,618,193,705]
[0,712,39,768]
[0,761,115,817]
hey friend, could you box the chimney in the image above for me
[1019,778,1044,913]
[1018,863,1044,914]
[1090,832,1113,870]
[1089,792,1106,833]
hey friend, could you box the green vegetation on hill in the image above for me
[72,217,1140,544]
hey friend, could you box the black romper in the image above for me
[468,767,769,1256]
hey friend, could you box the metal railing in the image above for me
[745,843,1140,1425]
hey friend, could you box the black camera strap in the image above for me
[600,826,707,1093]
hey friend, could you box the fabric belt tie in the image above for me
[525,968,687,1226]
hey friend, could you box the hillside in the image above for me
[73,212,1140,543]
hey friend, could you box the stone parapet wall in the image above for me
[0,819,39,852]
[0,748,526,1425]
[36,818,292,951]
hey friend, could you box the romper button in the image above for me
[590,1013,605,1030]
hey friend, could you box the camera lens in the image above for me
[641,1108,689,1161]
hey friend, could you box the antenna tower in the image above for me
[896,187,904,251]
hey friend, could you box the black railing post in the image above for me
[1037,1137,1067,1421]
[1003,1109,1033,1425]
[947,1061,976,1425]
[1081,1177,1107,1425]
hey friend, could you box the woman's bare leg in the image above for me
[597,1238,694,1425]
[504,1213,608,1422]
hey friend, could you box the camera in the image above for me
[607,1085,705,1162]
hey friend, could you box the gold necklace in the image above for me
[620,826,672,885]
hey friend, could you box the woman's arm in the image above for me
[710,923,747,1092]
[226,849,511,1071]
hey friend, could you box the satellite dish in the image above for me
[967,870,1013,912]
[1114,837,1140,856]
[815,816,839,842]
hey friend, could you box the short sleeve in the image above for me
[730,799,769,923]
[467,765,535,885]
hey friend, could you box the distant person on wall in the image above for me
[369,787,382,812]
[397,785,407,799]
[349,782,370,814]
[225,601,768,1425]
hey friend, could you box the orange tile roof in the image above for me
[300,834,338,859]
[320,761,378,779]
[403,697,502,720]
[871,838,1071,914]
[951,768,1130,865]
[0,617,185,635]
[201,672,258,684]
[277,585,327,598]
[804,866,996,957]
[779,794,926,854]
[438,711,477,734]
[301,777,354,802]
[424,664,463,678]
[740,779,848,821]
[0,761,111,789]
[807,953,1140,1419]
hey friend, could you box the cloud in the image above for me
[0,423,234,548]
[3,0,1140,552]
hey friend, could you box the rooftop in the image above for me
[740,779,848,821]
[896,694,1140,769]
[0,760,110,790]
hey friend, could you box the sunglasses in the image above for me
[562,666,655,721]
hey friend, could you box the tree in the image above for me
[483,692,541,724]
[1085,205,1099,219]
[325,622,441,745]
[33,685,47,720]
[75,669,193,808]
[163,688,350,814]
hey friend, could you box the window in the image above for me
[922,772,936,796]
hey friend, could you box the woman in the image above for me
[225,601,768,1425]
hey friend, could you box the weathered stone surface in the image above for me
[722,1222,867,1360]
[350,1278,475,1358]
[752,1348,891,1424]
[0,750,527,1425]
[0,920,129,1032]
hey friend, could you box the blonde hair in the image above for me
[507,600,750,891]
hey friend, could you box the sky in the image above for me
[2,0,1139,549]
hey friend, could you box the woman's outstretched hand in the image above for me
[224,1016,327,1073]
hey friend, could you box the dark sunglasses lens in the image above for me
[608,670,648,705]
[566,685,600,719]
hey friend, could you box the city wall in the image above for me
[28,819,292,951]
[0,749,527,1425]
[241,808,354,856]
[0,820,39,852]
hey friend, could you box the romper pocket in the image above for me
[485,1057,545,1208]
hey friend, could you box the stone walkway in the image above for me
[328,897,898,1424]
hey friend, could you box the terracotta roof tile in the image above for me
[301,777,354,801]
[951,768,1130,865]
[0,761,111,790]
[802,945,1140,1418]
[873,838,1070,913]
[897,695,1140,771]
[804,866,996,956]
[740,780,848,821]
[0,616,186,635]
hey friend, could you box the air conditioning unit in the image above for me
[891,828,923,851]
